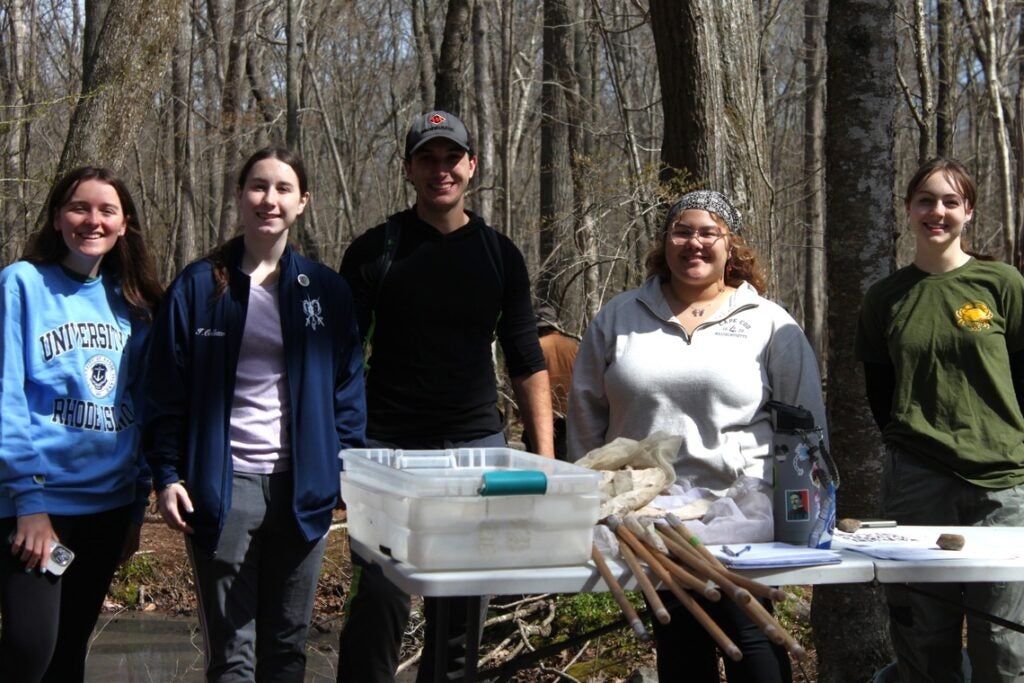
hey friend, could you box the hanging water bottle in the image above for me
[767,401,839,548]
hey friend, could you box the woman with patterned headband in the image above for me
[569,190,825,682]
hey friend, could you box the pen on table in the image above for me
[722,544,751,557]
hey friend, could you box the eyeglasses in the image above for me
[666,228,726,246]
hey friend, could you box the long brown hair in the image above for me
[644,210,768,294]
[22,166,162,320]
[208,146,310,296]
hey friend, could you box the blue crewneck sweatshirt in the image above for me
[0,261,151,520]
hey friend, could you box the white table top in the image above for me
[352,525,1024,597]
[350,540,876,597]
[859,525,1024,583]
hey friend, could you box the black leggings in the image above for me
[651,591,793,683]
[0,505,132,682]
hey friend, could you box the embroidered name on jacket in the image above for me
[38,321,128,361]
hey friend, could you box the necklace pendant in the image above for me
[691,307,705,317]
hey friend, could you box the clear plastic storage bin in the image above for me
[340,448,602,570]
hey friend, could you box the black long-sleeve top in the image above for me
[339,208,545,445]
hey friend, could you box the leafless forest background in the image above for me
[2,1,1023,680]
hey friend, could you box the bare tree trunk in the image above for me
[1015,12,1024,270]
[435,0,472,114]
[572,2,600,326]
[82,0,111,82]
[593,0,656,257]
[648,0,770,260]
[539,0,574,306]
[57,0,184,174]
[246,5,277,130]
[304,59,356,245]
[2,0,32,261]
[812,0,897,679]
[802,0,825,367]
[215,0,249,244]
[960,0,1014,259]
[172,8,197,274]
[412,0,436,109]
[913,0,935,161]
[471,2,495,221]
[936,0,955,157]
[286,0,300,147]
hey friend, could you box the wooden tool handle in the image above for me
[613,520,746,661]
[665,517,786,602]
[617,541,671,624]
[591,545,650,641]
[655,527,751,604]
[644,544,722,601]
[745,596,808,660]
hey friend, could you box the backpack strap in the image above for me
[480,225,505,338]
[362,218,401,368]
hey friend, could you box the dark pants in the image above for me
[0,505,132,683]
[336,431,505,682]
[188,471,326,683]
[651,593,792,683]
[882,444,1024,682]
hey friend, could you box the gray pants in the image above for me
[188,471,327,683]
[881,444,1024,683]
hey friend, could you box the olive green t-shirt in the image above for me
[856,258,1024,488]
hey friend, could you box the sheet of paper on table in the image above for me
[710,542,842,569]
[832,529,1022,561]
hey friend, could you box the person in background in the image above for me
[568,190,826,682]
[336,110,553,682]
[145,146,366,682]
[857,157,1024,682]
[0,166,162,682]
[523,305,578,460]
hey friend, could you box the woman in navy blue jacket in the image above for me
[145,146,365,682]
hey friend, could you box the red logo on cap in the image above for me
[428,114,446,124]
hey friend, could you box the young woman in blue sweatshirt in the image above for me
[144,146,366,682]
[0,166,163,682]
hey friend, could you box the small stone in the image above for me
[936,533,965,551]
[837,518,862,533]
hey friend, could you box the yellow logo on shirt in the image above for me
[955,302,993,331]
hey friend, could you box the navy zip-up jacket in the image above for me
[144,238,366,554]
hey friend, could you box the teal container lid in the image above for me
[479,470,548,496]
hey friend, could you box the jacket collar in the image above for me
[226,235,297,281]
[638,276,760,324]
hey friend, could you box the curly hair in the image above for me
[644,209,768,294]
[22,166,163,320]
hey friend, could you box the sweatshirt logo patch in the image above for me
[303,297,324,330]
[955,302,993,331]
[84,355,117,398]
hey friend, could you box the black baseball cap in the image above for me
[405,111,473,159]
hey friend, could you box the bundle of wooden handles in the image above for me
[590,514,807,663]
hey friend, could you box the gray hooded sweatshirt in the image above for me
[567,277,827,493]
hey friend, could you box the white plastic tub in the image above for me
[340,448,602,570]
